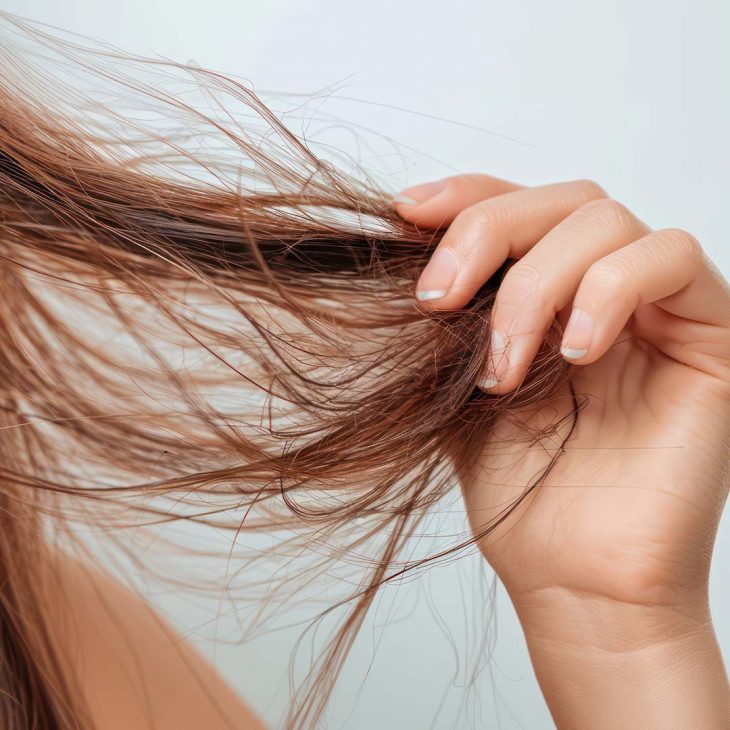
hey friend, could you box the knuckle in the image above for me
[583,257,629,292]
[578,198,636,229]
[500,261,547,306]
[655,227,703,262]
[573,178,609,200]
[452,199,507,234]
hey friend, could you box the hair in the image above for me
[0,13,574,729]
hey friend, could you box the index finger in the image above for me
[393,173,524,228]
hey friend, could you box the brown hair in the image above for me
[0,13,572,729]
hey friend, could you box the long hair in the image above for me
[0,13,573,729]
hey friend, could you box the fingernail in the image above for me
[415,248,458,301]
[477,376,498,390]
[477,330,506,390]
[393,179,446,206]
[561,308,592,360]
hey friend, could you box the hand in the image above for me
[395,173,729,608]
[395,175,730,727]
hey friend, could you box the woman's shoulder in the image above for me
[46,554,265,730]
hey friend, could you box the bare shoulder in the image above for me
[45,554,265,730]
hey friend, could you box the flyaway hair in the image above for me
[0,13,574,729]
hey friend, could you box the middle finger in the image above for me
[478,198,650,393]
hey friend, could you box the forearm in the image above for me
[513,588,730,729]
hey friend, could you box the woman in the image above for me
[0,15,728,729]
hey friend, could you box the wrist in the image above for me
[510,584,713,652]
[508,586,729,729]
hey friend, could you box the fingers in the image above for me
[478,199,649,392]
[484,226,730,393]
[412,179,608,309]
[394,175,730,393]
[393,173,524,229]
[559,228,730,365]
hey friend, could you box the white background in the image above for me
[5,1,730,728]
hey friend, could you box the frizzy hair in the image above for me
[0,13,574,730]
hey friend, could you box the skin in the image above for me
[47,555,265,730]
[47,173,729,728]
[395,173,730,728]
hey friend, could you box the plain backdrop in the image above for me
[5,1,730,728]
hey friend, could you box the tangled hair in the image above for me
[0,13,573,730]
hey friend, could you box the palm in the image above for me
[464,312,730,606]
